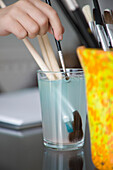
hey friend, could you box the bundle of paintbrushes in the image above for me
[56,0,100,49]
[56,0,113,51]
[82,0,113,51]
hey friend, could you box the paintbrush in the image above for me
[61,0,99,48]
[69,110,83,142]
[93,0,109,50]
[93,0,109,39]
[82,4,101,46]
[37,35,53,71]
[82,5,95,34]
[56,0,88,47]
[93,0,102,20]
[37,34,62,79]
[104,9,113,48]
[93,8,102,47]
[45,0,68,78]
[93,8,109,51]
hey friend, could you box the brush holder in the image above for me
[77,47,113,169]
[37,68,87,150]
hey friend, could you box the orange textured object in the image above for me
[77,47,113,170]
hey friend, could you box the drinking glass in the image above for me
[37,68,87,150]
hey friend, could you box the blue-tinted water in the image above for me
[38,76,87,147]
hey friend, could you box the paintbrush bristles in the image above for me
[104,9,113,24]
[82,5,93,23]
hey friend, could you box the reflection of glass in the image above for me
[77,47,113,169]
[37,69,87,150]
[43,148,85,170]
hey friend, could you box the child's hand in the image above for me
[0,0,64,40]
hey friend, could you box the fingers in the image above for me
[26,0,65,40]
[5,18,27,39]
[12,8,40,39]
[16,1,49,36]
[0,0,64,40]
[0,8,27,39]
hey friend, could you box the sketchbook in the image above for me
[0,88,42,130]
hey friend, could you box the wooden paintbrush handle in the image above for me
[42,34,62,79]
[23,38,56,80]
[37,35,52,71]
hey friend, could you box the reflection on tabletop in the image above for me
[0,117,95,170]
[0,127,43,170]
[43,148,85,170]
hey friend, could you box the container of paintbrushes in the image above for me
[77,47,113,169]
[37,68,87,150]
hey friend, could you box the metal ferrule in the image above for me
[106,24,113,47]
[64,0,78,11]
[96,25,109,51]
[58,51,66,72]
[90,21,101,46]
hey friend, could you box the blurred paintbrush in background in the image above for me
[62,0,99,48]
[104,9,113,48]
[82,4,101,47]
[56,0,92,47]
[82,5,96,37]
[56,0,99,49]
[92,8,102,47]
[93,0,109,51]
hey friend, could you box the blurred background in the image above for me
[0,0,113,93]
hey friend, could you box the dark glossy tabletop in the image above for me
[0,117,95,170]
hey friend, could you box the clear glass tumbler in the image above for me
[37,68,87,150]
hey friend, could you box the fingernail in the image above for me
[58,34,63,41]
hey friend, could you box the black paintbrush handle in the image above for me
[45,0,62,52]
[72,8,99,48]
[93,0,101,14]
[54,39,61,51]
[57,0,99,48]
[56,0,89,47]
[45,0,51,6]
[93,0,103,25]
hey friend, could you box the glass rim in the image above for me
[37,68,83,74]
